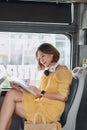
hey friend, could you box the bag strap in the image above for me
[33,112,46,124]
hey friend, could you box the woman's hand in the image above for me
[10,81,23,92]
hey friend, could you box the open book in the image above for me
[10,77,36,96]
[0,76,36,96]
[0,76,36,95]
[10,77,36,95]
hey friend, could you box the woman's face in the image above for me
[37,51,53,67]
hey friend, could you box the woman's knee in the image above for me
[6,89,17,97]
[6,89,22,102]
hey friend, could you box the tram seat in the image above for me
[60,76,79,127]
[60,67,87,130]
[20,67,87,130]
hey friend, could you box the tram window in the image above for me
[0,32,70,88]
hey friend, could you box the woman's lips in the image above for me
[43,61,46,65]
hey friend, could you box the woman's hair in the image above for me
[36,43,60,70]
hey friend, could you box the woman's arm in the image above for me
[29,85,67,101]
[41,91,67,102]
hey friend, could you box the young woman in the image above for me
[0,43,72,130]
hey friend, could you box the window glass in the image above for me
[0,32,70,88]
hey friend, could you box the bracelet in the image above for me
[41,90,46,95]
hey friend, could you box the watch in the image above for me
[41,90,46,95]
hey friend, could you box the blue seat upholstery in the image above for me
[60,77,79,127]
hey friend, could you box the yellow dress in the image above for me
[22,68,72,129]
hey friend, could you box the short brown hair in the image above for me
[36,43,60,70]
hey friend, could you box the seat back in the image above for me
[60,77,79,127]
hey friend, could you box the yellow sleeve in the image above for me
[38,75,45,90]
[55,69,72,97]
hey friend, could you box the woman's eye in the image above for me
[40,55,44,59]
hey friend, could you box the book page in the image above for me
[10,77,36,96]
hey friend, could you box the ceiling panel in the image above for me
[1,0,87,3]
[17,0,87,3]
